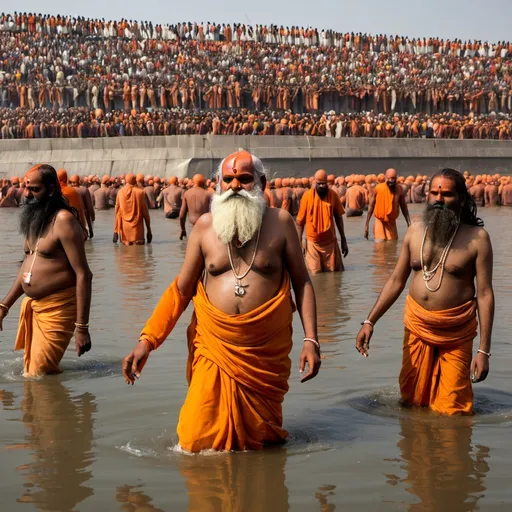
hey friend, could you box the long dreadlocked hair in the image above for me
[430,168,484,227]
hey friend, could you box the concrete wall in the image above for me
[1,136,512,178]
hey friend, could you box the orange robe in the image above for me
[140,274,294,452]
[114,185,150,245]
[296,188,345,273]
[399,295,477,415]
[15,287,77,376]
[373,183,399,240]
[0,186,20,207]
[61,184,87,232]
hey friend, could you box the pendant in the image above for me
[234,283,247,297]
[23,272,32,284]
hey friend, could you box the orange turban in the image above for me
[377,173,385,183]
[57,168,68,184]
[136,173,145,183]
[125,173,136,185]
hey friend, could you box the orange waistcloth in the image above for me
[373,217,398,241]
[373,183,399,223]
[61,185,87,230]
[305,238,344,273]
[140,274,294,452]
[399,294,477,415]
[114,184,149,245]
[296,188,344,244]
[15,287,77,376]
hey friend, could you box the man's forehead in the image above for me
[24,170,41,184]
[430,176,456,190]
[222,152,255,176]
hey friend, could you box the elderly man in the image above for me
[364,168,411,241]
[356,169,494,415]
[113,173,152,245]
[0,165,92,376]
[122,150,320,452]
[296,170,349,273]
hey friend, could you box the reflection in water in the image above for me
[311,273,349,345]
[115,244,157,327]
[116,484,164,512]
[0,388,15,408]
[13,380,96,511]
[397,416,489,512]
[180,448,289,512]
[315,484,336,512]
[370,241,400,292]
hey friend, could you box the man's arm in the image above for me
[179,193,188,240]
[472,228,494,382]
[122,216,206,384]
[334,212,348,257]
[355,226,413,356]
[364,191,377,239]
[0,264,25,332]
[282,211,320,383]
[57,211,93,356]
[399,191,411,226]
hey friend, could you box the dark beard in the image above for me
[316,187,328,198]
[423,203,459,246]
[19,197,50,238]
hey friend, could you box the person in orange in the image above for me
[364,168,410,241]
[0,177,22,207]
[356,169,494,415]
[122,150,320,453]
[57,169,90,239]
[113,173,152,245]
[296,170,349,273]
[0,165,92,376]
[179,174,210,240]
[344,176,367,216]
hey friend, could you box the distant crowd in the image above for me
[1,12,512,140]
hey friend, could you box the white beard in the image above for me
[211,187,266,245]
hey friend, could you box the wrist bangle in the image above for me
[0,303,9,315]
[303,337,321,352]
[75,322,89,329]
[477,349,491,358]
[139,338,154,352]
[361,319,374,328]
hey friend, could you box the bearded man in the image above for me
[356,168,494,415]
[296,170,349,273]
[364,168,411,241]
[122,150,321,452]
[0,165,93,376]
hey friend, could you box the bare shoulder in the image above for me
[404,219,423,241]
[193,212,213,232]
[54,208,80,228]
[266,206,294,227]
[466,224,491,246]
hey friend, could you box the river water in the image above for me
[0,204,510,511]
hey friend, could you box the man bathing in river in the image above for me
[356,168,494,415]
[0,165,93,376]
[122,150,321,452]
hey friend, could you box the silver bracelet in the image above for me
[361,319,374,328]
[477,349,491,358]
[303,337,321,352]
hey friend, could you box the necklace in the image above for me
[24,224,45,285]
[227,226,262,297]
[420,220,459,292]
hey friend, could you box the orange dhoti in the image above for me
[399,295,477,415]
[373,217,398,241]
[305,238,344,273]
[140,275,294,452]
[14,287,77,376]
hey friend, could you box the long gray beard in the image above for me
[211,187,266,245]
[19,197,49,238]
[423,203,459,246]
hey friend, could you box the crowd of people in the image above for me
[0,156,497,453]
[1,12,512,139]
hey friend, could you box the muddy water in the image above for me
[0,205,511,511]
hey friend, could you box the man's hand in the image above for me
[0,309,5,331]
[355,324,373,357]
[471,352,490,383]
[113,232,119,243]
[180,229,187,240]
[299,342,321,383]
[122,341,151,385]
[88,229,94,240]
[75,330,92,356]
[364,226,369,240]
[341,238,349,258]
[147,230,153,244]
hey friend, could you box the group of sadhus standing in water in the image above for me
[0,154,495,452]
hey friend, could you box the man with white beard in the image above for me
[122,150,321,453]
